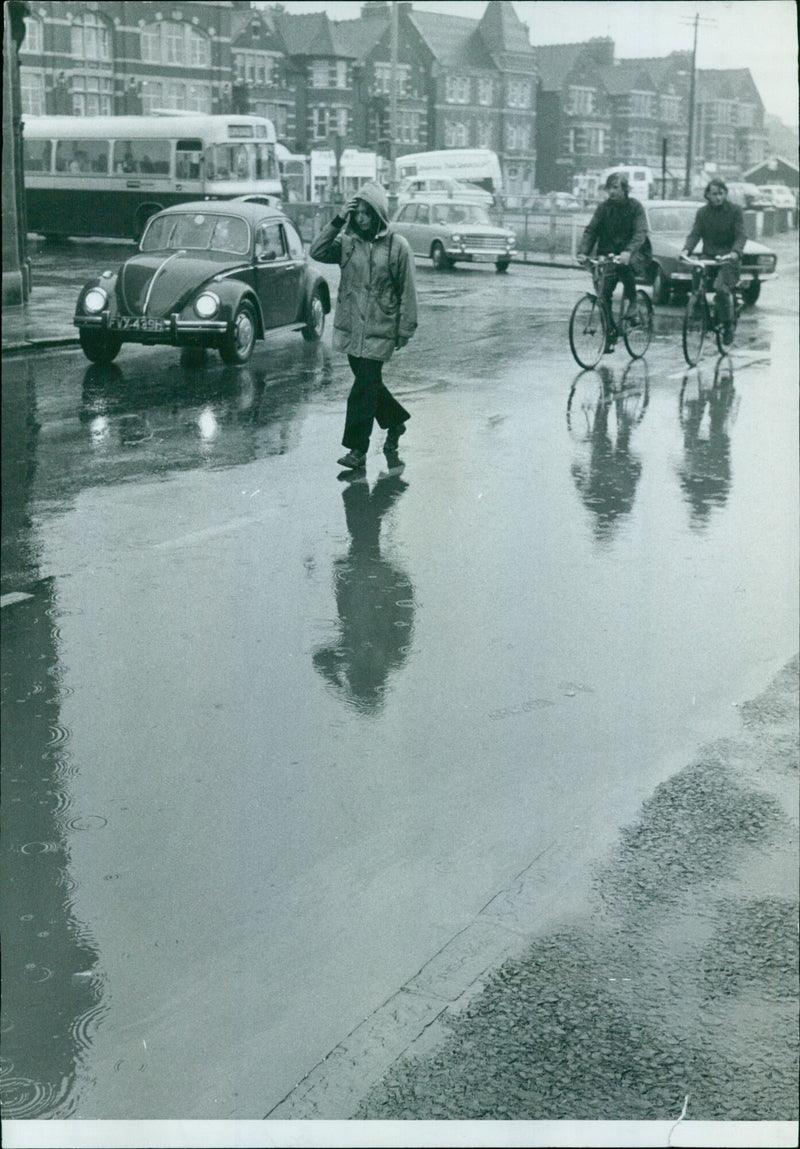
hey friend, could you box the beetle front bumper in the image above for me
[74,311,230,344]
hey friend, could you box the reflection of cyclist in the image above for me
[680,179,745,344]
[569,365,645,543]
[677,367,737,528]
[577,173,649,340]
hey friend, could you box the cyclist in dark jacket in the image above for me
[577,172,649,342]
[680,178,746,342]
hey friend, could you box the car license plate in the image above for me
[471,254,496,262]
[108,316,167,332]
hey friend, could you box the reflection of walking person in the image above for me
[313,468,413,714]
[310,182,418,470]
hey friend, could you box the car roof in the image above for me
[155,200,286,223]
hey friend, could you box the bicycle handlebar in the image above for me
[679,254,737,266]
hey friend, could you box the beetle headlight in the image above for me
[194,292,220,319]
[84,288,108,314]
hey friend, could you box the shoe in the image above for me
[384,422,406,452]
[337,450,366,470]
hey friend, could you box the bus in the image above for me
[396,149,503,196]
[22,113,282,241]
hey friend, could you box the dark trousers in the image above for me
[600,262,637,309]
[343,356,410,454]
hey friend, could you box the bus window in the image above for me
[23,138,52,173]
[113,139,169,177]
[56,139,109,174]
[254,143,276,181]
[206,144,252,182]
[176,139,203,181]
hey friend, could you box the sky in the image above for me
[260,0,799,127]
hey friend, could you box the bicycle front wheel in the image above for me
[682,291,706,366]
[623,290,654,359]
[569,294,607,369]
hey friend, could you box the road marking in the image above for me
[1,592,34,608]
[152,510,280,551]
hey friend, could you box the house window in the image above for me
[141,22,210,68]
[141,78,212,114]
[310,60,349,89]
[445,75,470,104]
[738,103,756,128]
[506,123,529,150]
[235,50,273,86]
[507,79,531,109]
[477,77,493,105]
[630,91,655,117]
[22,15,44,55]
[397,109,420,144]
[20,69,46,116]
[445,120,468,147]
[373,62,410,97]
[72,74,114,116]
[567,86,595,115]
[477,119,493,148]
[71,12,111,61]
[568,127,604,155]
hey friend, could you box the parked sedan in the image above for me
[74,200,331,364]
[641,199,778,306]
[392,198,516,272]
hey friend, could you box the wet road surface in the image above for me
[1,250,798,1121]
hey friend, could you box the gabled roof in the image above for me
[231,8,283,53]
[478,0,533,57]
[273,11,337,58]
[534,42,592,91]
[600,61,656,95]
[697,68,763,105]
[333,16,387,61]
[618,52,691,87]
[406,10,482,68]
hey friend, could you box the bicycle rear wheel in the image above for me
[623,289,654,359]
[682,291,706,366]
[569,294,607,369]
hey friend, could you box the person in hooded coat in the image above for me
[310,182,418,470]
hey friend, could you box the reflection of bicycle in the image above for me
[566,360,650,439]
[569,255,654,369]
[681,256,743,365]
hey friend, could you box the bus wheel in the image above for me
[79,329,122,364]
[219,301,256,364]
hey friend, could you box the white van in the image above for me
[396,149,503,196]
[601,166,654,201]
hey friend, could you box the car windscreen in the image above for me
[430,204,492,226]
[647,206,698,233]
[141,213,250,255]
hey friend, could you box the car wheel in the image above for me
[741,279,761,306]
[219,300,257,365]
[652,265,670,305]
[79,328,122,364]
[431,242,449,271]
[495,260,510,273]
[301,287,325,342]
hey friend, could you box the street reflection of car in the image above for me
[73,200,331,364]
[392,197,516,272]
[641,199,777,306]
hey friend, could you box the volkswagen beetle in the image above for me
[74,200,331,364]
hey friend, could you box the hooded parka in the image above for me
[310,182,418,362]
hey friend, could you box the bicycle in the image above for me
[680,255,743,366]
[569,255,654,370]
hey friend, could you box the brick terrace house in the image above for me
[535,38,613,195]
[19,1,234,118]
[695,69,768,180]
[404,1,537,202]
[230,3,295,144]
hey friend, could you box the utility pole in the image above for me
[388,0,398,215]
[681,12,715,198]
[684,13,698,197]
